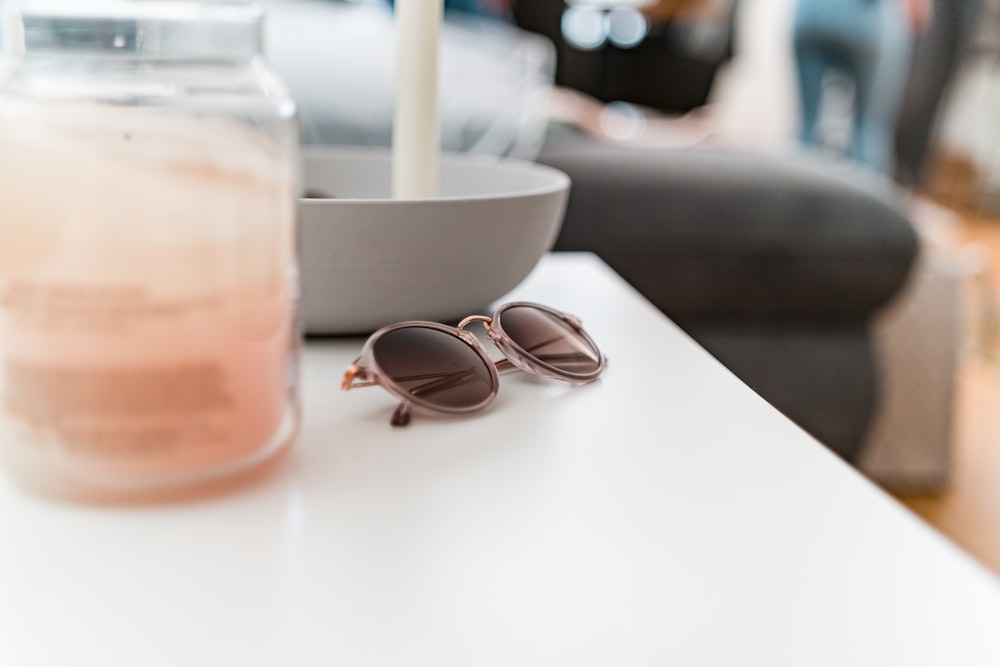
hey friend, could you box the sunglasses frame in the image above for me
[342,301,606,426]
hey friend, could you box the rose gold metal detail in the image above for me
[457,314,492,331]
[342,364,377,391]
[494,358,515,372]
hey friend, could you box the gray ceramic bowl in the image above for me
[299,147,570,335]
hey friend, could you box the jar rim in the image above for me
[13,1,263,24]
[6,1,266,63]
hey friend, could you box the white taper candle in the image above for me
[392,0,442,199]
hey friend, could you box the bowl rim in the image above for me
[300,145,570,204]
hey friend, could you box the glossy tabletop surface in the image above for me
[2,253,1000,666]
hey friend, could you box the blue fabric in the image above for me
[386,0,508,19]
[793,0,913,173]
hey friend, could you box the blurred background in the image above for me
[251,0,1000,213]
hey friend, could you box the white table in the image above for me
[2,253,1000,666]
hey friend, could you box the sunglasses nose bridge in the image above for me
[457,314,492,331]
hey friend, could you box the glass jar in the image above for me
[0,1,301,502]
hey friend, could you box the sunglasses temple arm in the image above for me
[494,358,515,373]
[391,402,412,427]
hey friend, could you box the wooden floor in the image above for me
[897,206,1000,577]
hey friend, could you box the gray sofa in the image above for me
[536,132,918,461]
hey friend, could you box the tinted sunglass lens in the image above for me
[497,305,601,375]
[372,326,495,409]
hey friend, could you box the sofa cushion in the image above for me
[539,140,920,318]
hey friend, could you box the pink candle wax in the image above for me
[0,102,299,500]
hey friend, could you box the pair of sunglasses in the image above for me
[342,302,606,426]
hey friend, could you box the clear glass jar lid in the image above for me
[5,1,264,62]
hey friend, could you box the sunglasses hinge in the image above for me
[342,363,378,391]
